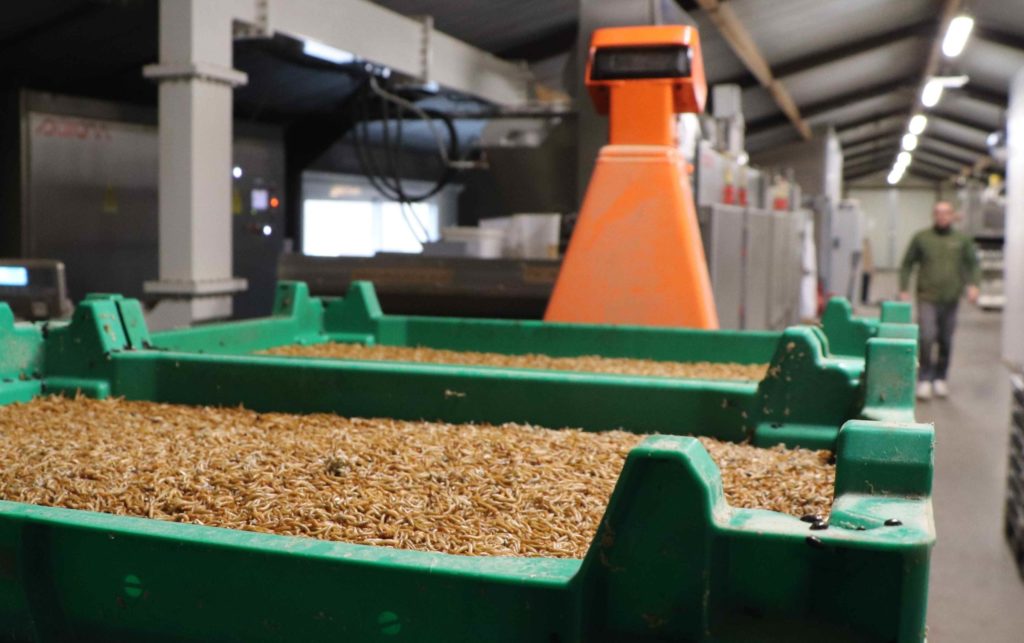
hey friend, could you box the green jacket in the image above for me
[899,227,980,303]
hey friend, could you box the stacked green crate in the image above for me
[0,295,932,642]
[150,281,917,449]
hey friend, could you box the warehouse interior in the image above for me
[1,0,1024,640]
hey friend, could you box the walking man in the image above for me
[899,201,980,400]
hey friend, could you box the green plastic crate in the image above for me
[147,282,917,450]
[0,296,933,642]
[154,280,913,362]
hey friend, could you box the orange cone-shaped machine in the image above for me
[545,25,719,328]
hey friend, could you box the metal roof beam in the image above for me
[843,135,902,156]
[804,80,914,120]
[915,147,975,168]
[911,157,959,174]
[715,21,935,89]
[921,130,989,155]
[845,165,890,181]
[845,148,897,165]
[250,0,532,105]
[844,161,891,177]
[949,85,1007,107]
[835,109,912,133]
[917,150,962,170]
[692,0,812,139]
[930,108,1001,133]
[908,167,949,181]
[917,139,981,162]
[844,152,897,168]
[840,125,904,148]
[772,21,935,79]
[974,25,1024,52]
[845,148,894,164]
[930,113,996,135]
[845,153,890,168]
[747,79,913,133]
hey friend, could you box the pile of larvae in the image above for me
[261,342,768,382]
[0,396,833,559]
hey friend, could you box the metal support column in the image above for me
[143,0,248,329]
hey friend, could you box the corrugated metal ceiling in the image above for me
[780,38,925,108]
[959,39,1024,94]
[365,0,1024,181]
[2,0,1022,183]
[973,0,1024,35]
[726,0,934,67]
[935,92,1005,130]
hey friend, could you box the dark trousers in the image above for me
[918,300,959,381]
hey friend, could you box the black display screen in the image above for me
[591,45,691,81]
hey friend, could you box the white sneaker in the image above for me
[933,380,949,398]
[916,381,933,400]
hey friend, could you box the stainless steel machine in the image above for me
[696,204,804,330]
[5,91,285,319]
[693,116,806,331]
[697,204,745,329]
[960,179,1006,310]
[828,199,866,303]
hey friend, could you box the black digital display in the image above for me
[591,45,691,81]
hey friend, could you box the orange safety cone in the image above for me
[545,25,718,329]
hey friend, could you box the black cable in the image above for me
[351,79,459,204]
[354,86,406,202]
[377,93,430,242]
[353,84,396,195]
[347,75,465,249]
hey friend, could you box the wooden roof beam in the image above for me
[693,0,812,139]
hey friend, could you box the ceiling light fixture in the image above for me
[303,39,357,65]
[921,80,943,107]
[908,114,928,135]
[942,15,975,58]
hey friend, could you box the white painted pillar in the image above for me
[143,0,248,329]
[1004,69,1024,369]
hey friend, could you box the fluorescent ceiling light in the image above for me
[897,151,912,166]
[942,15,974,58]
[303,39,357,65]
[902,133,919,151]
[908,114,928,135]
[921,79,943,107]
[887,171,901,185]
[935,74,969,88]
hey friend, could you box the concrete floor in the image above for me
[865,271,1024,640]
[920,304,1024,641]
